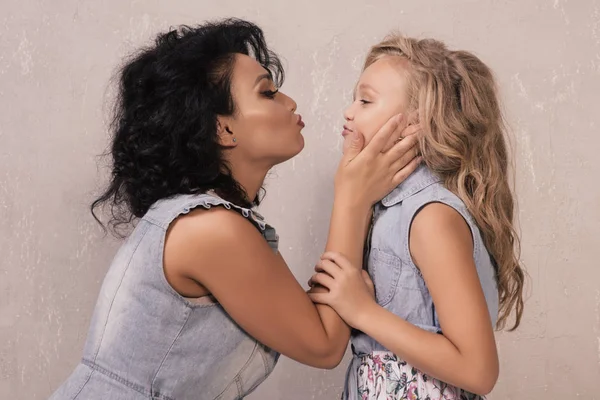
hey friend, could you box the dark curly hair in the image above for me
[91,18,285,236]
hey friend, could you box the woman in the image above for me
[49,19,420,399]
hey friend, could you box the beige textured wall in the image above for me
[1,1,599,399]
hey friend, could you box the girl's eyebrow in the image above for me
[353,82,379,100]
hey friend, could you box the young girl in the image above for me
[309,34,525,399]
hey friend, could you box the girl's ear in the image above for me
[407,109,420,125]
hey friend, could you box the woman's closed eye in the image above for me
[261,89,279,99]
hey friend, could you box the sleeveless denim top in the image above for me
[343,165,499,399]
[50,192,280,400]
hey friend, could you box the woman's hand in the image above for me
[308,252,378,329]
[334,114,421,210]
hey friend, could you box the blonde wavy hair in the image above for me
[365,34,525,330]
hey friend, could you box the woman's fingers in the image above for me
[363,114,404,156]
[392,156,423,186]
[390,143,421,173]
[386,132,420,164]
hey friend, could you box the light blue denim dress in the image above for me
[50,192,280,400]
[344,165,499,399]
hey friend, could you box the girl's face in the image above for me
[343,56,413,146]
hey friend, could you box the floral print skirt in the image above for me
[355,351,484,400]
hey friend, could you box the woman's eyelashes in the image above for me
[261,88,279,99]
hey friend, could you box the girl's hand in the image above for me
[308,252,377,329]
[334,114,421,210]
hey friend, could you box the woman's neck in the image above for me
[228,161,269,204]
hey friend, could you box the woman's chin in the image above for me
[295,133,305,153]
[273,137,305,166]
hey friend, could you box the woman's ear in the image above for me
[217,117,237,148]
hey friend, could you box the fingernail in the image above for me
[397,114,404,121]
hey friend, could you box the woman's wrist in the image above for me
[325,196,371,268]
[330,199,371,241]
[332,193,371,215]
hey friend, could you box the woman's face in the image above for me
[343,56,412,146]
[221,54,305,169]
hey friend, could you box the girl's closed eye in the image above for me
[359,99,372,105]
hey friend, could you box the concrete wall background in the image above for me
[1,1,599,398]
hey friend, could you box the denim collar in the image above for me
[381,164,442,207]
